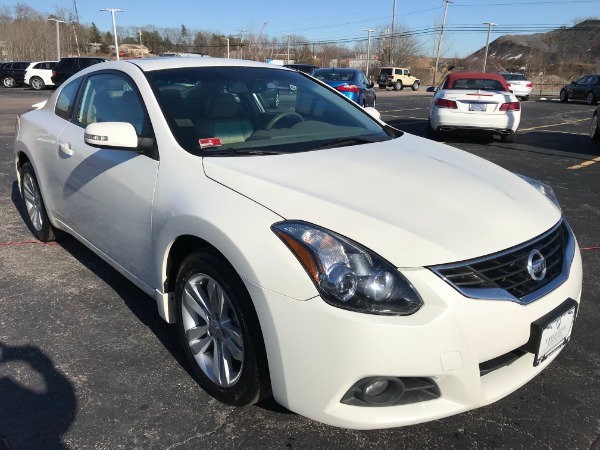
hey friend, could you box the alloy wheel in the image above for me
[23,172,43,231]
[181,273,244,387]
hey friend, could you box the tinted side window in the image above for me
[77,72,150,137]
[34,63,43,69]
[59,59,77,71]
[55,77,82,120]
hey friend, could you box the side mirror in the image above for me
[426,86,436,93]
[363,106,381,121]
[84,122,138,149]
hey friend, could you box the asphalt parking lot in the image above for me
[0,87,598,450]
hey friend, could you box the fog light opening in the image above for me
[360,377,405,406]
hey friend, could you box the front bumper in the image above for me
[246,242,582,429]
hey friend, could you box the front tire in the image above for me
[30,76,45,90]
[411,81,420,91]
[394,81,403,91]
[175,251,270,406]
[559,89,568,102]
[20,162,60,241]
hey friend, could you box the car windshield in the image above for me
[448,78,505,91]
[145,67,393,156]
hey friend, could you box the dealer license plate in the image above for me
[469,102,487,112]
[533,302,577,366]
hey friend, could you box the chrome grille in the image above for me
[431,221,574,304]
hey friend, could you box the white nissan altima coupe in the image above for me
[14,58,582,430]
[428,72,521,143]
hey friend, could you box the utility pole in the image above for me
[139,29,144,58]
[433,0,452,86]
[287,34,291,64]
[100,8,123,60]
[390,0,396,65]
[47,18,66,60]
[482,22,497,72]
[237,29,246,59]
[363,29,375,78]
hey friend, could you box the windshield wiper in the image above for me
[309,137,377,150]
[202,148,284,156]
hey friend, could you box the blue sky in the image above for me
[16,0,600,57]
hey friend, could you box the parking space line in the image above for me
[567,156,600,170]
[520,118,589,131]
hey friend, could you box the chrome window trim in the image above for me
[429,219,575,305]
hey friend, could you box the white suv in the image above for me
[24,61,58,90]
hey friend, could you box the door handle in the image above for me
[59,142,74,156]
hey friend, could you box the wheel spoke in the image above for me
[189,335,212,356]
[212,341,226,384]
[183,282,210,322]
[207,279,225,319]
[186,323,208,342]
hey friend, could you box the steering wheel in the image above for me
[265,112,304,130]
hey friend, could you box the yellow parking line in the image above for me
[567,156,600,170]
[520,118,589,131]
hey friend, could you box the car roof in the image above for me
[445,72,510,90]
[125,57,289,73]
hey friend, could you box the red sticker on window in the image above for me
[199,138,222,148]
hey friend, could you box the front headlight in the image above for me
[272,221,423,316]
[516,174,561,210]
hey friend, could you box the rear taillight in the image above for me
[526,82,533,88]
[337,84,359,93]
[52,70,56,77]
[435,98,458,109]
[500,102,520,111]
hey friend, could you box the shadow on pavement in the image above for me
[0,342,77,450]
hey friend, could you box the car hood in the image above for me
[203,133,561,267]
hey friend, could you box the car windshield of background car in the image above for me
[146,67,392,156]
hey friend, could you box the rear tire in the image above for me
[20,162,61,241]
[394,81,403,91]
[2,76,15,88]
[175,251,270,406]
[501,132,517,143]
[586,91,596,105]
[426,120,441,140]
[30,77,45,90]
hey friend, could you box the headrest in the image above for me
[205,93,239,119]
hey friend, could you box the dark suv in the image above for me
[51,57,109,86]
[1,61,31,88]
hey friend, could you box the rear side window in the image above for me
[55,78,82,120]
[57,59,77,71]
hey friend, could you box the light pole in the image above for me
[482,22,497,72]
[47,18,66,60]
[287,34,291,64]
[100,8,123,60]
[222,38,230,58]
[363,29,375,79]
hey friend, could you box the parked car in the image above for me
[590,105,600,141]
[498,72,533,101]
[559,74,600,104]
[312,67,376,107]
[24,61,58,90]
[428,72,521,143]
[0,61,31,87]
[283,64,319,74]
[50,56,109,86]
[14,58,582,430]
[377,67,420,91]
